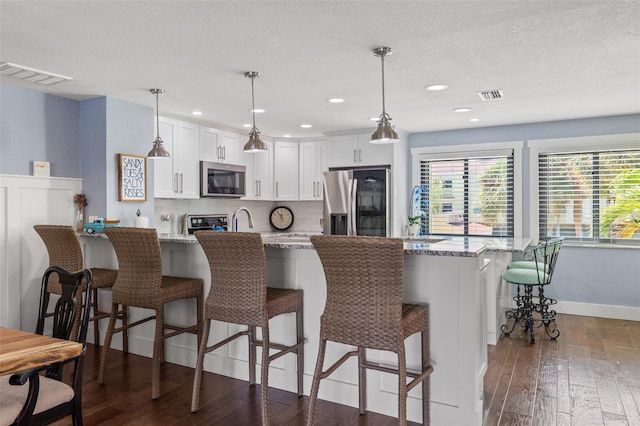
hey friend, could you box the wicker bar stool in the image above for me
[34,224,119,345]
[309,235,433,426]
[191,232,304,425]
[98,227,203,400]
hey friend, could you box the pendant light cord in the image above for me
[380,53,386,115]
[251,75,257,130]
[155,91,160,139]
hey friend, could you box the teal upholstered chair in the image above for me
[501,238,563,344]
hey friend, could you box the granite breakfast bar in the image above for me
[79,232,527,426]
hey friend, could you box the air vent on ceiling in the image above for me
[0,62,73,85]
[477,89,504,101]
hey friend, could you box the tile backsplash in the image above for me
[154,198,323,234]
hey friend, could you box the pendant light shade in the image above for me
[148,89,170,158]
[243,71,268,153]
[371,47,399,144]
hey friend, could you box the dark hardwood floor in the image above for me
[50,313,640,425]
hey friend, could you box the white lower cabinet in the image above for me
[273,141,299,200]
[153,118,200,199]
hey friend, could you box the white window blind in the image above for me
[419,152,514,237]
[538,149,640,243]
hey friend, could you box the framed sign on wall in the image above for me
[118,153,147,201]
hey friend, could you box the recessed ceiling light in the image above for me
[328,98,344,103]
[192,111,202,116]
[369,117,379,121]
[250,108,265,113]
[425,84,448,91]
[300,124,312,128]
[470,118,479,122]
[243,123,252,128]
[283,134,291,138]
[453,107,472,113]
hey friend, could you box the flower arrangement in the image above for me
[74,193,88,207]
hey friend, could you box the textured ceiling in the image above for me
[1,1,639,138]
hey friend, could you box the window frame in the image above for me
[528,132,640,246]
[411,141,523,238]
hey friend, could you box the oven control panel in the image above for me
[186,214,229,234]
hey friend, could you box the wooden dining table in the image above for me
[0,327,83,375]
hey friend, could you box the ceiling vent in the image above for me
[0,62,73,85]
[477,89,504,101]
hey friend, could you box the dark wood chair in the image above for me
[308,235,433,426]
[98,227,203,400]
[191,231,304,425]
[0,266,92,426]
[33,224,118,345]
[501,237,564,344]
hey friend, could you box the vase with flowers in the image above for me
[74,193,88,232]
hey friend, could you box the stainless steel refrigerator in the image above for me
[322,167,390,236]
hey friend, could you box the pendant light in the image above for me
[243,71,268,152]
[370,47,399,144]
[147,89,170,158]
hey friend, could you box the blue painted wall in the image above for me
[1,84,80,176]
[2,84,154,225]
[409,114,640,309]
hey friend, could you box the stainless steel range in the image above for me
[186,214,229,234]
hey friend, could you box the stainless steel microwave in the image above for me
[200,161,246,198]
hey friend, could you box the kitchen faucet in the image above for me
[231,207,254,232]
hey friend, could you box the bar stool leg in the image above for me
[121,304,129,353]
[92,288,100,346]
[306,338,327,426]
[98,302,118,385]
[397,345,408,426]
[152,307,164,399]
[191,319,211,412]
[296,308,304,396]
[260,325,271,426]
[422,328,430,426]
[196,295,204,353]
[249,325,257,385]
[358,347,366,414]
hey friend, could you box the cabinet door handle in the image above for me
[217,146,221,160]
[276,182,279,198]
[179,173,184,193]
[313,181,316,197]
[222,146,226,161]
[174,173,178,193]
[258,180,262,197]
[354,149,357,163]
[358,149,362,163]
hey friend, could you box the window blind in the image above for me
[538,148,640,243]
[419,153,514,237]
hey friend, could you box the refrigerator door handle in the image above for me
[349,178,358,235]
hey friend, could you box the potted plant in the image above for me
[407,214,422,237]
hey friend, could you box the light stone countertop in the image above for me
[79,231,530,257]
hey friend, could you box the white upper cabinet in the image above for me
[273,140,299,200]
[153,117,178,199]
[242,138,273,200]
[175,121,200,199]
[299,140,325,200]
[200,127,241,164]
[153,118,200,199]
[326,132,392,168]
[219,131,241,164]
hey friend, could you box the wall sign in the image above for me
[118,153,147,201]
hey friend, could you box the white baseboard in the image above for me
[554,301,640,321]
